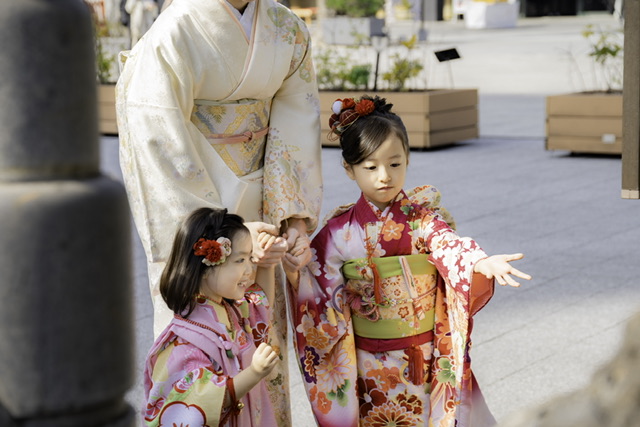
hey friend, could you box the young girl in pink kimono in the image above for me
[285,96,532,427]
[143,207,283,426]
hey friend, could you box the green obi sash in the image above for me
[343,254,435,280]
[343,254,436,339]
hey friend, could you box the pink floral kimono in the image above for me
[288,186,497,427]
[143,290,276,426]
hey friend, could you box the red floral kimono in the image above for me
[288,186,497,427]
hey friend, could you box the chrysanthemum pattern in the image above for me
[289,186,495,426]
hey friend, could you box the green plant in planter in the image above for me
[315,47,372,91]
[90,10,116,84]
[581,24,623,93]
[325,0,385,17]
[381,35,424,91]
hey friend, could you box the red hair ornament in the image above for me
[328,97,376,141]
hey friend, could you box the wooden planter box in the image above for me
[98,83,118,135]
[546,92,622,155]
[319,89,478,149]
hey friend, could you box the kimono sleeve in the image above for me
[116,25,225,262]
[243,286,272,345]
[144,338,230,427]
[288,225,360,426]
[263,14,322,233]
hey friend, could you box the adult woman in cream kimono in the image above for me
[116,0,322,423]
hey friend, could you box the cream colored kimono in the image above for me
[116,0,322,423]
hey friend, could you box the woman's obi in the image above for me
[191,97,271,177]
[342,254,437,352]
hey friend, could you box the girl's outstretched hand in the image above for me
[250,342,279,378]
[473,253,532,287]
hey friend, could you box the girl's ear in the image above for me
[343,161,356,180]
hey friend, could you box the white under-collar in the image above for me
[226,0,256,39]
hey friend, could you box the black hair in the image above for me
[160,207,249,317]
[339,95,410,166]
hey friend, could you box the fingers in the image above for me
[282,253,301,272]
[255,222,279,235]
[254,343,278,365]
[503,253,524,262]
[254,237,288,267]
[497,275,520,287]
[494,253,531,286]
[257,232,276,250]
[510,267,532,281]
[255,342,268,354]
[284,228,300,249]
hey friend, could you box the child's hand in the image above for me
[473,253,532,287]
[282,229,312,272]
[250,342,279,378]
[246,222,283,266]
[247,223,287,267]
[257,231,277,251]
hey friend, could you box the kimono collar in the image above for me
[225,0,257,39]
[355,190,414,258]
[354,190,409,225]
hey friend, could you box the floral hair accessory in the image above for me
[328,97,376,140]
[193,237,232,266]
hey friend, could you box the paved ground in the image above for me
[99,11,639,425]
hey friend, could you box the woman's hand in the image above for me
[473,253,532,287]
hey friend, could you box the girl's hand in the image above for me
[245,222,280,265]
[250,342,279,378]
[257,231,277,251]
[282,230,312,271]
[473,253,532,287]
[256,236,287,267]
[245,221,288,267]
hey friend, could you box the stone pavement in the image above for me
[99,12,640,426]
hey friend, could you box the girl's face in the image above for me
[200,231,253,302]
[345,134,408,211]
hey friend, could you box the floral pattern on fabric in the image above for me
[143,290,277,426]
[192,99,270,177]
[288,187,496,427]
[117,0,322,423]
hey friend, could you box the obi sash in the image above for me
[343,254,436,340]
[191,98,271,177]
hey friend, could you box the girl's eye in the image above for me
[391,163,401,168]
[364,165,376,171]
[236,258,245,263]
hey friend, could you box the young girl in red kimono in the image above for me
[285,96,531,427]
[143,207,284,426]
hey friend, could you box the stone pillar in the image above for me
[0,1,135,425]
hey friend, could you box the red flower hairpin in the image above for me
[328,97,376,140]
[193,237,232,266]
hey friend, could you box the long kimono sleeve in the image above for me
[263,12,322,232]
[116,23,227,263]
[143,338,230,426]
[288,226,359,427]
[413,208,495,426]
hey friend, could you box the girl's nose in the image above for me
[243,260,253,276]
[379,167,391,182]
